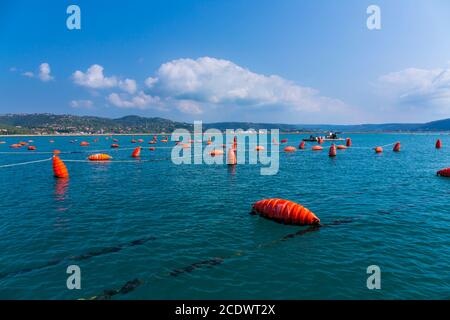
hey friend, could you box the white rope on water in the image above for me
[0,157,52,168]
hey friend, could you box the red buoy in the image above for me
[437,168,450,177]
[393,142,401,152]
[281,139,288,144]
[53,156,69,179]
[312,146,323,151]
[299,141,305,149]
[436,139,442,149]
[111,144,119,148]
[80,141,89,147]
[227,148,237,165]
[252,198,320,226]
[346,138,352,147]
[149,147,155,151]
[131,146,141,158]
[374,146,383,153]
[329,144,337,157]
[28,146,36,151]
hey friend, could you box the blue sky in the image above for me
[1,0,450,124]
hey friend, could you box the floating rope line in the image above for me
[0,157,52,168]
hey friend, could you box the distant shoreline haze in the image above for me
[0,113,450,135]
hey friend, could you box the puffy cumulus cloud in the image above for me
[378,67,450,111]
[22,71,34,78]
[73,64,118,89]
[175,100,203,114]
[119,78,137,94]
[70,99,93,108]
[39,63,53,82]
[107,91,161,109]
[144,57,345,113]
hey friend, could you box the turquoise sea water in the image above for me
[0,133,449,300]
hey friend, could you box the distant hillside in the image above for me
[1,113,450,135]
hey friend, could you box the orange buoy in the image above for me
[10,144,22,148]
[346,138,352,147]
[111,144,119,148]
[437,168,450,177]
[88,154,112,161]
[299,141,305,149]
[233,136,237,151]
[161,139,168,143]
[206,140,212,145]
[53,150,61,155]
[337,145,347,150]
[19,141,28,146]
[393,142,401,152]
[281,139,288,144]
[210,149,224,156]
[80,141,89,147]
[149,147,155,151]
[374,146,383,153]
[131,146,141,158]
[329,144,337,157]
[318,138,324,145]
[255,146,265,151]
[227,148,237,165]
[312,146,323,151]
[284,146,296,152]
[53,156,69,179]
[252,198,320,226]
[28,146,36,151]
[436,139,442,149]
[137,139,144,143]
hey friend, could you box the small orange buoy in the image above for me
[53,150,61,155]
[393,142,401,152]
[161,139,168,143]
[255,146,265,151]
[80,141,89,147]
[329,144,337,157]
[227,148,237,165]
[252,198,320,226]
[111,144,119,148]
[312,146,323,151]
[19,141,28,146]
[137,139,144,143]
[131,146,141,158]
[149,147,155,151]
[299,141,305,149]
[374,146,383,153]
[318,138,324,145]
[10,144,22,148]
[28,146,36,151]
[284,146,296,152]
[346,138,352,147]
[436,139,442,149]
[437,168,450,177]
[210,149,224,156]
[88,154,112,161]
[337,145,347,150]
[53,156,69,179]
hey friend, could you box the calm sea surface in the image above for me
[0,133,449,299]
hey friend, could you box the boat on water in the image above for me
[303,132,344,142]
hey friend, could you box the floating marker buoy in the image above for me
[28,146,36,151]
[149,147,155,151]
[149,140,156,144]
[113,138,119,142]
[437,168,450,177]
[312,146,323,151]
[210,149,224,156]
[53,150,61,155]
[10,144,21,148]
[393,142,401,152]
[19,141,28,146]
[255,146,265,151]
[375,146,383,153]
[80,141,89,147]
[53,156,69,179]
[49,140,55,143]
[346,138,352,147]
[284,146,296,152]
[299,141,305,149]
[281,139,288,144]
[436,139,442,149]
[337,145,347,150]
[233,137,237,151]
[251,198,320,226]
[131,146,141,158]
[329,144,337,157]
[318,138,324,145]
[111,144,119,148]
[227,148,237,165]
[137,139,144,143]
[131,139,137,143]
[88,154,112,161]
[206,140,212,145]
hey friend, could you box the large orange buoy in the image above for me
[88,154,112,161]
[255,146,265,151]
[252,198,320,226]
[210,149,224,156]
[28,146,36,151]
[436,139,442,149]
[437,168,450,177]
[299,141,305,149]
[329,144,337,157]
[53,155,69,179]
[312,145,323,151]
[284,146,296,152]
[80,141,89,147]
[346,138,352,147]
[374,146,383,153]
[337,145,347,150]
[393,142,401,152]
[111,144,119,148]
[281,139,288,144]
[227,148,237,165]
[131,146,141,158]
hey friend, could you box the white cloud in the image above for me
[39,63,53,82]
[107,91,161,109]
[22,71,34,78]
[119,78,137,94]
[175,100,203,114]
[70,99,93,108]
[73,64,118,89]
[145,57,345,113]
[378,67,450,111]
